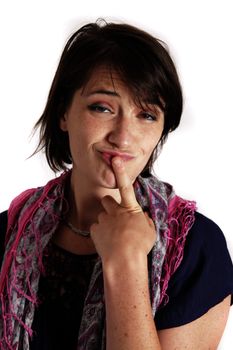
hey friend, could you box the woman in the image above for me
[0,19,232,350]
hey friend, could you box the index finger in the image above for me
[111,156,141,211]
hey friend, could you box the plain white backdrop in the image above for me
[0,0,232,348]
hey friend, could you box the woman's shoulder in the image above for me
[185,211,232,274]
[191,211,226,240]
[0,210,7,222]
[187,211,230,255]
[0,210,8,239]
[0,210,8,266]
[155,211,233,329]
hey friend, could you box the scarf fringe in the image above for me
[0,171,196,349]
[158,196,196,307]
[0,173,69,348]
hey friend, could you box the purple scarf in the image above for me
[0,171,196,349]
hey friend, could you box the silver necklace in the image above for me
[64,219,91,238]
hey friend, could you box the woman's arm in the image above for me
[157,295,231,349]
[103,254,231,350]
[90,158,231,349]
[90,157,161,349]
[103,254,161,350]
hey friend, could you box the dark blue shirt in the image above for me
[0,210,233,349]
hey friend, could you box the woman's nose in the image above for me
[107,117,135,149]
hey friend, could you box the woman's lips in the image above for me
[101,151,134,166]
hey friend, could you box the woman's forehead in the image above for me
[81,66,128,96]
[80,65,164,111]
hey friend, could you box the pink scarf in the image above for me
[0,171,196,349]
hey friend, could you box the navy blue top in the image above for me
[0,210,233,349]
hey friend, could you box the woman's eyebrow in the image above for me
[86,89,121,97]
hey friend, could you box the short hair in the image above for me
[34,19,183,174]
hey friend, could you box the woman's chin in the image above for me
[99,171,117,189]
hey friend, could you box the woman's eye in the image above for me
[141,112,157,121]
[88,104,111,113]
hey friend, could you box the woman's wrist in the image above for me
[102,252,149,283]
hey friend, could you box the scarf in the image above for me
[0,170,196,349]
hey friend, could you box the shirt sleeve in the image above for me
[155,212,233,330]
[0,210,7,267]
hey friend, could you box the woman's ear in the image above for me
[60,113,68,131]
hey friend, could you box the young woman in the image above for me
[0,20,232,350]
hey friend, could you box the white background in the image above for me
[0,0,232,348]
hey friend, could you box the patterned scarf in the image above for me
[0,170,196,349]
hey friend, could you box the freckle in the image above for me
[124,332,128,337]
[145,314,148,317]
[133,305,137,309]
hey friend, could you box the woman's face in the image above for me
[60,67,164,189]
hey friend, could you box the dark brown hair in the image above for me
[34,19,183,174]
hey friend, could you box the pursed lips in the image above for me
[99,150,135,166]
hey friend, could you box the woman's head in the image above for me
[35,19,183,174]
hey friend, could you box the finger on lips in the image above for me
[111,156,141,210]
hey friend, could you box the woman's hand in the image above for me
[90,157,156,263]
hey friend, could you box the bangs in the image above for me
[78,42,166,113]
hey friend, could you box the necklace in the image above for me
[64,219,91,238]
